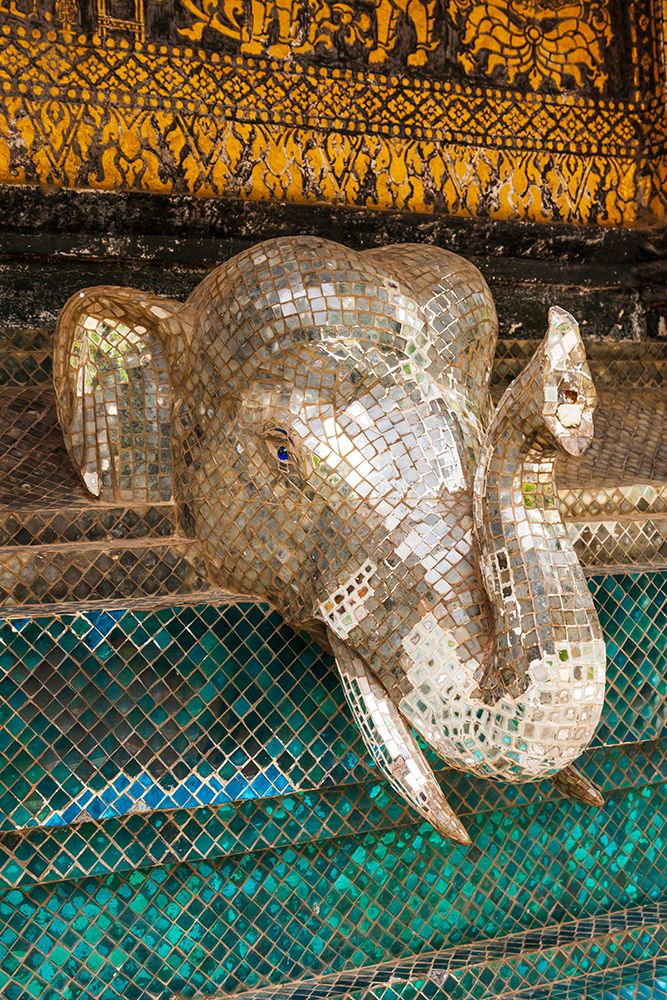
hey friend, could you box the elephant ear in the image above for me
[53,287,190,503]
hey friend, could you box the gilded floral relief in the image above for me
[0,0,661,225]
[448,0,613,91]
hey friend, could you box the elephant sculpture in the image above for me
[53,237,606,844]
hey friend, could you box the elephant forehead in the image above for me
[238,342,422,419]
[188,240,431,392]
[232,345,474,500]
[297,413,466,501]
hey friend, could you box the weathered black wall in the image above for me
[2,186,665,342]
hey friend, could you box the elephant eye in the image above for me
[558,381,579,404]
[266,426,294,465]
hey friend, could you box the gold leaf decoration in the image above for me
[450,0,613,91]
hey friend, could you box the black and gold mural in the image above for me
[0,0,665,224]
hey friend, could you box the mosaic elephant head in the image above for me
[54,237,606,843]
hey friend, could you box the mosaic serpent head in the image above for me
[53,237,606,843]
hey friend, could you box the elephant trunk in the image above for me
[468,306,606,777]
[325,308,605,783]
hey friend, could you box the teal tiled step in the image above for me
[198,904,667,999]
[596,981,667,1000]
[0,572,665,833]
[1,784,665,999]
[1,740,664,891]
[590,574,667,745]
[0,574,665,1000]
[505,971,667,1000]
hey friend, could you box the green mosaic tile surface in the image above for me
[0,604,369,830]
[211,911,667,1000]
[0,573,665,833]
[590,575,667,745]
[1,739,665,892]
[1,782,666,998]
[0,572,664,998]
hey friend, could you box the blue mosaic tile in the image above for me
[0,574,664,997]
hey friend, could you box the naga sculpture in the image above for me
[53,238,606,844]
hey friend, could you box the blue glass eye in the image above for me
[277,445,290,462]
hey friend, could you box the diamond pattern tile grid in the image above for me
[0,351,50,391]
[0,738,664,892]
[0,572,664,834]
[0,542,213,611]
[0,388,85,510]
[0,785,666,999]
[590,574,667,746]
[491,340,667,395]
[0,328,52,391]
[0,504,178,549]
[197,903,667,999]
[568,518,667,576]
[500,968,667,1000]
[0,602,372,832]
[596,979,667,1000]
[323,958,667,1000]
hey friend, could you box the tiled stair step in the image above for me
[1,341,666,584]
[3,328,666,392]
[205,902,667,1000]
[0,386,83,507]
[0,502,178,548]
[0,740,664,890]
[0,384,180,547]
[0,582,661,838]
[0,327,52,390]
[0,513,662,613]
[556,385,666,488]
[0,348,51,389]
[568,514,667,574]
[1,509,663,586]
[0,539,213,613]
[492,338,667,392]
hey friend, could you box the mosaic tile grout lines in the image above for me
[192,901,667,1000]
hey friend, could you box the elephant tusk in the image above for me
[328,632,471,845]
[552,764,605,809]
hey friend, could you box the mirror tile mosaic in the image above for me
[0,568,665,998]
[0,575,665,834]
[0,247,665,998]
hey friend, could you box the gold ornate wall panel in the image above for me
[0,0,665,223]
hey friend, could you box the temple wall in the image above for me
[0,0,665,224]
[0,4,665,998]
